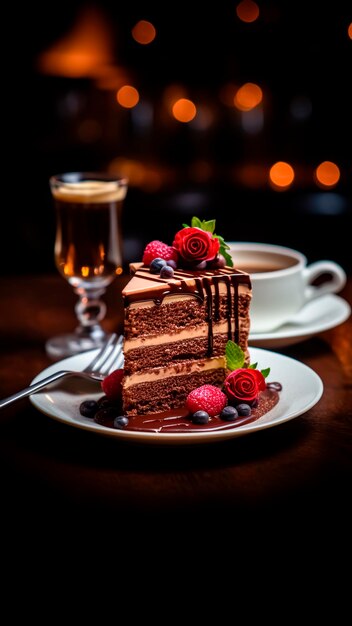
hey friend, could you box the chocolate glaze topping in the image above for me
[123,265,251,357]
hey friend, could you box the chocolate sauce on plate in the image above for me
[94,388,280,433]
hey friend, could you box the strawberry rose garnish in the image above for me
[224,368,265,404]
[172,227,220,265]
[224,339,270,406]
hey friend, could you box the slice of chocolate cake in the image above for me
[122,263,251,415]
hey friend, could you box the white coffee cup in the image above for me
[228,242,346,333]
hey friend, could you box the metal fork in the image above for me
[0,333,124,410]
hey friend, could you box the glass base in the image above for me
[45,330,110,360]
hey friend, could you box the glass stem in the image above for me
[74,287,107,340]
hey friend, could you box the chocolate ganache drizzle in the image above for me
[123,266,251,357]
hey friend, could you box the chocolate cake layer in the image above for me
[124,331,249,375]
[123,368,226,415]
[124,293,251,339]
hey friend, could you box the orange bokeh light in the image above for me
[348,23,352,39]
[236,0,260,23]
[172,98,197,122]
[132,20,156,45]
[116,85,140,108]
[37,7,113,78]
[234,83,262,111]
[269,162,295,190]
[163,85,187,112]
[315,161,340,188]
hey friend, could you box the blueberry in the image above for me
[113,416,129,429]
[194,261,207,270]
[79,400,99,418]
[220,405,238,421]
[160,265,174,278]
[166,259,177,269]
[236,403,252,416]
[192,410,210,424]
[150,258,167,273]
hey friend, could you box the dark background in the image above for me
[3,0,352,275]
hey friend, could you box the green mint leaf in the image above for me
[221,246,234,267]
[225,340,245,371]
[214,233,225,244]
[182,223,189,228]
[261,367,271,378]
[191,216,202,228]
[248,362,258,369]
[201,219,216,234]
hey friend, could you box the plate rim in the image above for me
[249,293,350,341]
[29,347,324,445]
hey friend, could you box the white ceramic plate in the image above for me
[249,294,350,349]
[29,347,323,445]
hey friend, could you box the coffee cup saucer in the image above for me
[248,294,350,349]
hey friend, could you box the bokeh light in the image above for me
[269,162,295,190]
[172,98,197,122]
[132,20,156,45]
[348,23,352,39]
[109,157,166,192]
[116,85,140,108]
[37,6,113,78]
[236,0,260,23]
[315,161,340,188]
[234,83,262,111]
[163,85,187,112]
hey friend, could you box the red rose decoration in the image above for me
[224,368,266,404]
[250,368,267,392]
[172,227,220,264]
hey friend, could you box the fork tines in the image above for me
[100,336,124,376]
[86,334,124,375]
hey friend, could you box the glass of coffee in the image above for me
[46,172,128,359]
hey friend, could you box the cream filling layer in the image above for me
[124,318,249,352]
[123,357,226,389]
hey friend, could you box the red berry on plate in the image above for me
[101,369,124,400]
[186,384,227,418]
[143,240,178,266]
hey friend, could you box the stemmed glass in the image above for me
[46,172,128,359]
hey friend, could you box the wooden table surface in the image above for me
[1,274,351,550]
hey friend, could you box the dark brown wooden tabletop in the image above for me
[1,274,351,554]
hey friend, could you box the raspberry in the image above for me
[186,384,227,418]
[142,240,178,266]
[101,369,124,400]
